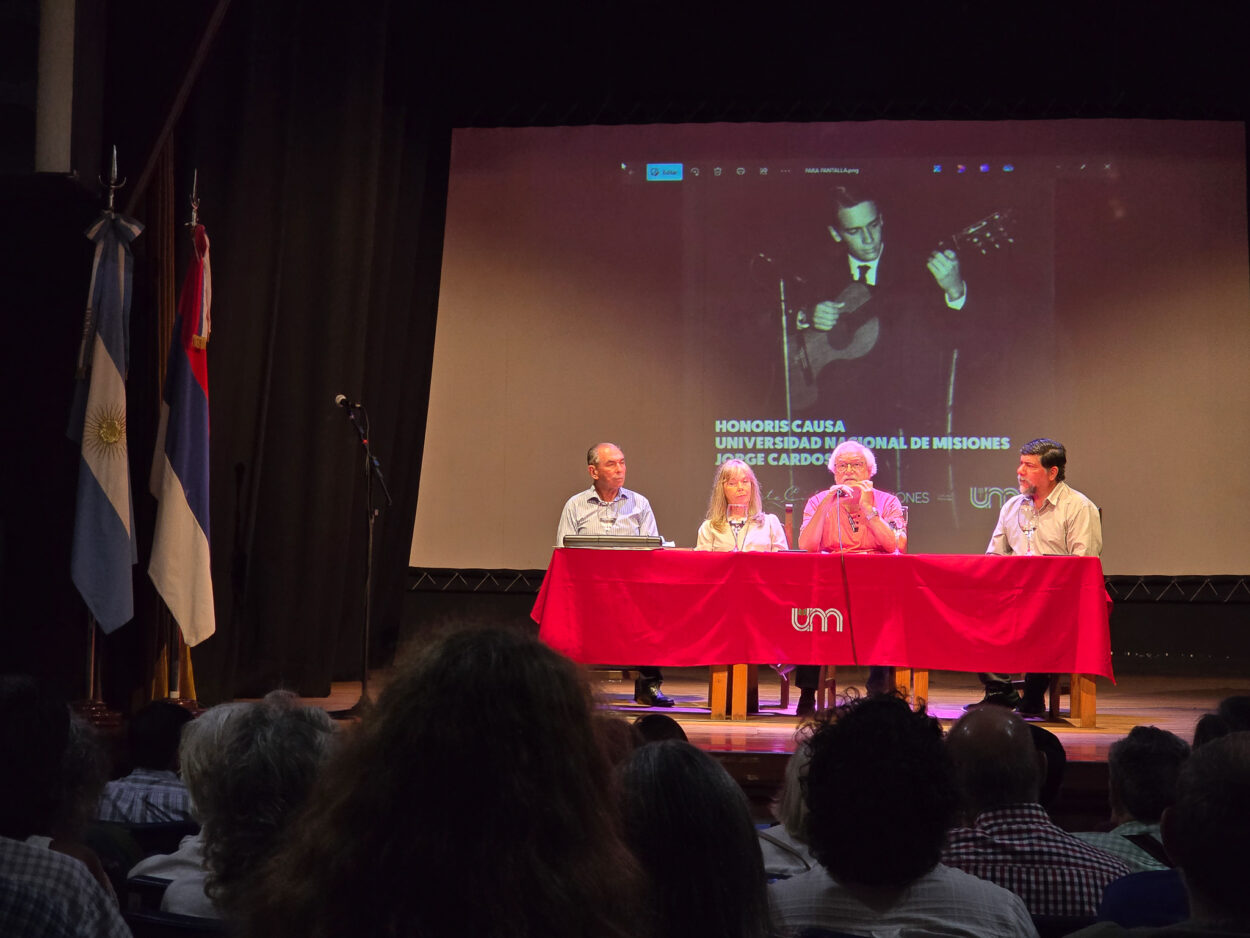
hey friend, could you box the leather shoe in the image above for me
[634,680,675,707]
[1016,700,1047,720]
[963,689,1021,711]
[796,688,817,718]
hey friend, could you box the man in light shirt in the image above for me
[555,443,671,707]
[973,437,1103,716]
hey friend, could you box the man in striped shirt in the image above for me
[97,701,194,824]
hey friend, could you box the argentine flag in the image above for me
[69,212,142,632]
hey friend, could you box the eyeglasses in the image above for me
[834,460,867,471]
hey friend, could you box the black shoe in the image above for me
[963,689,1021,711]
[634,680,675,707]
[1016,700,1047,720]
[796,688,817,717]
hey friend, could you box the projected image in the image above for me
[684,158,1054,544]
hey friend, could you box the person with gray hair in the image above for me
[1075,726,1190,872]
[758,740,818,880]
[555,441,671,706]
[794,440,907,712]
[234,626,644,938]
[131,692,336,921]
[941,706,1129,920]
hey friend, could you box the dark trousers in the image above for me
[795,665,889,694]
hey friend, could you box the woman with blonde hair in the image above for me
[696,459,789,552]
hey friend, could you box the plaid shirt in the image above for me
[941,803,1131,917]
[1074,821,1171,873]
[0,835,131,938]
[97,767,194,823]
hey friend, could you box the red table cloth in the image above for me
[532,549,1113,679]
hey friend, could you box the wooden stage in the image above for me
[300,666,1246,829]
[312,666,1243,762]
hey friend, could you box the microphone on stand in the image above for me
[334,393,359,410]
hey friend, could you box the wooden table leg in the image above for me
[709,665,729,720]
[889,668,929,708]
[731,664,750,721]
[912,669,929,706]
[1071,673,1096,728]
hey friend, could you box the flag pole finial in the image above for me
[101,145,126,214]
[188,169,200,228]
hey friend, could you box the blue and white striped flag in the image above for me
[68,212,143,632]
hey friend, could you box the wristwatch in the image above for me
[864,507,880,520]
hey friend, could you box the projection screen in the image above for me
[411,120,1249,575]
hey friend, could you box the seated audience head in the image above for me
[619,739,770,938]
[1190,694,1250,749]
[238,626,641,938]
[773,739,812,839]
[633,712,688,743]
[1216,695,1250,730]
[706,458,764,525]
[1107,725,1190,824]
[1162,731,1250,922]
[52,713,110,839]
[804,693,957,887]
[1193,713,1229,749]
[0,674,70,840]
[946,706,1043,816]
[182,693,335,915]
[594,712,642,766]
[1027,723,1068,809]
[127,700,194,770]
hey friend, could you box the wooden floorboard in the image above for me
[259,666,1250,830]
[298,667,1249,762]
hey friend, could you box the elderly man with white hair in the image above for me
[793,441,908,714]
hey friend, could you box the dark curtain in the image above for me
[168,0,447,701]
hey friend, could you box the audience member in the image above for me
[236,626,644,938]
[97,700,194,824]
[42,713,116,897]
[1191,694,1250,749]
[620,739,773,938]
[1076,726,1189,872]
[1029,722,1068,810]
[595,711,643,767]
[942,706,1130,919]
[133,692,336,920]
[758,740,817,880]
[633,712,688,743]
[1071,731,1250,937]
[770,694,1036,936]
[0,674,130,938]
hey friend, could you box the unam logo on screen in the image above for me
[646,163,684,181]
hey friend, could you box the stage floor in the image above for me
[313,667,1249,763]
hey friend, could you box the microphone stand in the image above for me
[332,401,392,720]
